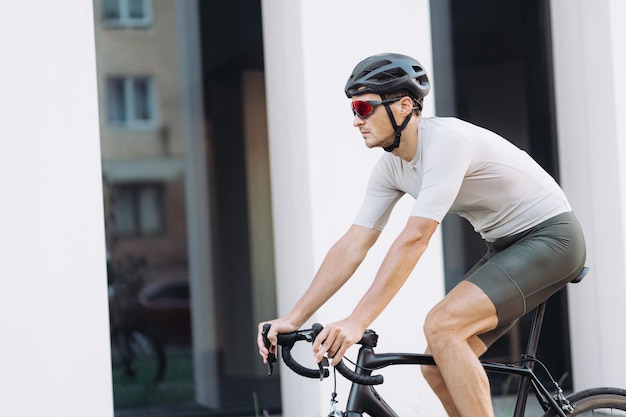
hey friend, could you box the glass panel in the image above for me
[138,185,162,234]
[127,0,146,19]
[113,186,136,235]
[94,0,279,415]
[132,78,152,121]
[106,78,126,123]
[102,0,120,21]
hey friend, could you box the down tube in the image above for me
[345,351,437,416]
[346,384,399,417]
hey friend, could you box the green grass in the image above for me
[112,349,195,409]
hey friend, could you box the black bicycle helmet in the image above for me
[344,53,430,99]
[345,53,430,152]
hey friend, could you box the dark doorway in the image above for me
[198,0,281,413]
[430,0,573,392]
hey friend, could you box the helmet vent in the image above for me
[373,68,407,82]
[344,53,430,99]
[365,59,391,72]
[353,59,392,81]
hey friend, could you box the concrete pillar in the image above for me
[0,2,113,417]
[551,0,626,390]
[243,70,279,378]
[261,1,446,415]
[176,0,220,406]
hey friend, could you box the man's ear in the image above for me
[399,96,415,114]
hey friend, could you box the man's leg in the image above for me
[421,336,489,417]
[421,281,499,417]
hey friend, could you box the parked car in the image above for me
[137,276,192,346]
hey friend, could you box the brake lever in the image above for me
[318,357,329,381]
[261,323,276,376]
[311,323,329,381]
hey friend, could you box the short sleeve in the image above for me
[410,131,472,221]
[353,157,404,231]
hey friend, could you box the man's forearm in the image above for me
[350,217,437,329]
[286,226,379,326]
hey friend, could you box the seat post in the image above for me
[513,300,547,416]
[512,267,588,416]
[524,300,548,360]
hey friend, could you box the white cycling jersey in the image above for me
[354,117,571,241]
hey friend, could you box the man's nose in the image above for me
[353,114,364,127]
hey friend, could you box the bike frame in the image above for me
[265,268,590,417]
[344,301,569,417]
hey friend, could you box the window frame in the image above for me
[112,182,166,237]
[102,0,153,29]
[106,75,158,129]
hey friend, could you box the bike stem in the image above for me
[345,347,399,417]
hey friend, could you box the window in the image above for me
[113,183,165,236]
[106,76,157,127]
[103,0,152,28]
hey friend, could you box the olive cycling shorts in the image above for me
[464,211,586,347]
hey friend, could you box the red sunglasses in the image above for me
[351,97,402,119]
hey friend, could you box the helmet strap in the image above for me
[381,97,413,152]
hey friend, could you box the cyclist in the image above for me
[257,53,586,417]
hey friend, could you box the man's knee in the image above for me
[421,363,438,380]
[421,363,443,388]
[424,282,499,351]
[423,306,454,349]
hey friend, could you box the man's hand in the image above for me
[257,319,299,364]
[312,317,365,366]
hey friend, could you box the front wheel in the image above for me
[541,387,626,416]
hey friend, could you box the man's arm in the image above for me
[257,224,380,362]
[313,216,439,365]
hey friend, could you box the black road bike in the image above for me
[262,267,626,416]
[108,255,166,383]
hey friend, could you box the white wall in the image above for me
[262,1,446,415]
[0,2,113,417]
[551,0,626,390]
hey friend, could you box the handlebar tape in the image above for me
[263,322,383,385]
[264,323,329,380]
[281,344,330,379]
[335,360,384,385]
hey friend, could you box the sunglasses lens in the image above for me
[352,101,374,118]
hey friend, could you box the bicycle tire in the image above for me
[110,325,167,383]
[540,387,626,416]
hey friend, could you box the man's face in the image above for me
[351,93,397,149]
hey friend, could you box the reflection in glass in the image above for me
[103,0,152,27]
[94,0,279,415]
[106,77,155,126]
[113,184,164,236]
